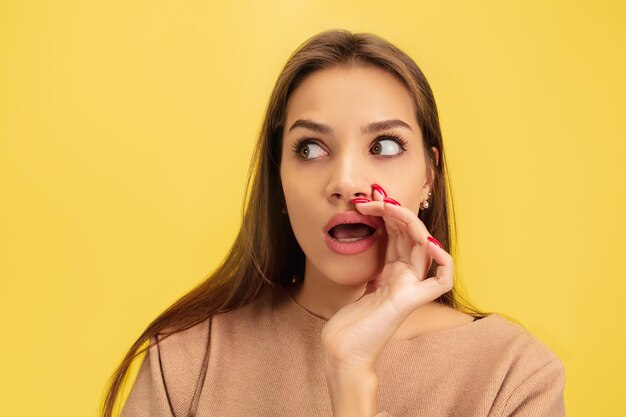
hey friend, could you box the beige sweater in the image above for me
[120,285,566,417]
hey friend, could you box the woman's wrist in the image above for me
[324,365,378,417]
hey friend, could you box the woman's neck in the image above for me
[287,266,368,321]
[286,262,451,338]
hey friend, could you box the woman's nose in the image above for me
[325,156,371,203]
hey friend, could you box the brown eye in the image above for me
[297,142,327,160]
[370,139,403,156]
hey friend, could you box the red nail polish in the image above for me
[427,236,443,248]
[351,198,371,204]
[371,184,387,197]
[383,197,401,206]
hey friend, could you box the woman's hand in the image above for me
[321,184,454,373]
[321,185,453,416]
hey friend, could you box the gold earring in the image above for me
[420,192,432,210]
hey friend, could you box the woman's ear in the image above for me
[426,146,440,190]
[432,146,439,167]
[420,146,439,205]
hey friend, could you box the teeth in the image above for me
[337,237,366,242]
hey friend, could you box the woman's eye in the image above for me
[370,138,403,156]
[297,142,327,160]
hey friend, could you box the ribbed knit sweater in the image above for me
[120,285,566,417]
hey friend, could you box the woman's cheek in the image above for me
[376,166,425,208]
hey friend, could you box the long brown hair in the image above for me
[101,29,496,417]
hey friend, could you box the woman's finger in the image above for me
[354,201,406,233]
[426,238,453,287]
[354,200,405,261]
[371,186,386,202]
[354,200,385,216]
[382,203,431,246]
[356,198,429,246]
[355,199,424,263]
[371,190,407,233]
[409,243,430,280]
[403,242,454,309]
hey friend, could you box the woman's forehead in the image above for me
[284,66,418,133]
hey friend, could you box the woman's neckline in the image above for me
[274,284,498,343]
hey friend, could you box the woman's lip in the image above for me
[323,210,382,233]
[323,228,380,255]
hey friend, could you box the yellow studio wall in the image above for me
[0,1,624,416]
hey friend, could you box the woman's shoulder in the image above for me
[384,310,565,399]
[467,314,566,415]
[477,313,562,362]
[155,317,211,357]
[151,286,285,352]
[136,293,275,417]
[391,308,564,372]
[122,319,212,417]
[483,313,565,379]
[377,312,566,417]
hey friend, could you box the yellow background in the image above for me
[1,1,624,416]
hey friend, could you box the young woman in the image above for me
[102,30,566,417]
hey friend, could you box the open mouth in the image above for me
[327,223,376,242]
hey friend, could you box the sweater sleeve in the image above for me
[120,340,174,417]
[498,358,566,417]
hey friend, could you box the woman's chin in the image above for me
[322,264,382,288]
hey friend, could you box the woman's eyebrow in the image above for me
[288,119,333,134]
[362,119,413,134]
[288,119,413,135]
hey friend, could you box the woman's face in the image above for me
[280,65,438,288]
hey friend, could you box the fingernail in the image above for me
[371,184,387,197]
[383,197,401,206]
[427,236,443,248]
[351,198,371,204]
